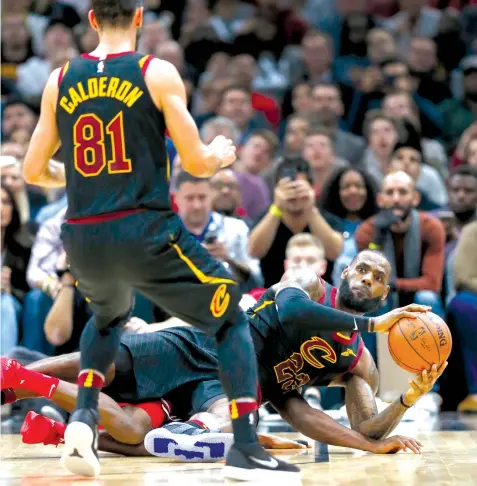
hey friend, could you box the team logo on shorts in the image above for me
[210,284,230,317]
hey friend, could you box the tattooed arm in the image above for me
[345,346,447,440]
[345,347,409,440]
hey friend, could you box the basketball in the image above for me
[388,312,452,373]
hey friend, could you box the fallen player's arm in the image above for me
[273,392,422,454]
[272,392,376,453]
[345,349,448,440]
[146,59,222,178]
[23,69,65,188]
[344,348,407,440]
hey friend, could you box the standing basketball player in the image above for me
[21,0,300,480]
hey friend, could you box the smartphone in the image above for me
[204,232,218,244]
[280,166,297,181]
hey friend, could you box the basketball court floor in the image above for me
[2,412,477,485]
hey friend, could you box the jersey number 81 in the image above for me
[73,112,131,177]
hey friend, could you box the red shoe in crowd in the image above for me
[20,411,66,447]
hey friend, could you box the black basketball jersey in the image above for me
[246,278,363,404]
[56,52,170,220]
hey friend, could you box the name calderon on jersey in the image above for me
[59,77,144,115]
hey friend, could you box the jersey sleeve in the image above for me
[276,287,372,333]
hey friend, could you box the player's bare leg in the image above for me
[1,358,167,447]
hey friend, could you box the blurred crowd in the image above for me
[1,0,477,418]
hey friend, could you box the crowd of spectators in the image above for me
[1,0,477,418]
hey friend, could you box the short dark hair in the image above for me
[175,171,209,189]
[220,84,252,102]
[449,165,477,181]
[305,126,333,142]
[362,109,398,140]
[91,0,139,28]
[245,129,279,155]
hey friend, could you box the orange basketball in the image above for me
[388,312,452,373]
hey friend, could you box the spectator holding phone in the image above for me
[174,171,263,292]
[248,158,343,286]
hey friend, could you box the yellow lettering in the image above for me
[99,76,107,97]
[59,96,74,115]
[123,87,144,107]
[115,81,132,101]
[68,87,82,108]
[88,78,98,98]
[77,82,89,101]
[106,77,120,98]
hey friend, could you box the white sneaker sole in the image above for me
[60,422,100,477]
[222,465,302,482]
[144,428,234,462]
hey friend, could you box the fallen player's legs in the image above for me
[4,360,167,445]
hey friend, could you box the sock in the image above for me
[215,308,259,445]
[188,419,209,430]
[13,368,59,399]
[76,314,126,410]
[1,388,16,405]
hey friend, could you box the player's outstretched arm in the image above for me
[275,268,430,333]
[146,59,235,178]
[273,392,422,454]
[23,69,65,188]
[345,348,447,440]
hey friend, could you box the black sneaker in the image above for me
[222,443,301,482]
[60,408,100,477]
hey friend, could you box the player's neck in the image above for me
[93,31,136,57]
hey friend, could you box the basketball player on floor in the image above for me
[2,251,442,460]
[21,0,302,479]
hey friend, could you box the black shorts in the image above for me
[62,210,240,333]
[103,327,225,418]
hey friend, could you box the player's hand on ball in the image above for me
[374,304,431,333]
[208,135,236,169]
[371,435,423,454]
[403,362,448,406]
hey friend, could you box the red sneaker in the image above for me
[0,357,23,389]
[21,411,66,447]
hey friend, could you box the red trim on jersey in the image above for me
[332,331,358,345]
[141,55,154,76]
[81,51,136,60]
[66,208,145,225]
[57,63,67,87]
[348,339,364,372]
[257,381,262,406]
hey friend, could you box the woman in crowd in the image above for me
[320,166,379,286]
[1,184,33,354]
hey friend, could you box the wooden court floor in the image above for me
[2,415,477,485]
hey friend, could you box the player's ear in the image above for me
[382,285,390,301]
[88,10,99,31]
[134,7,144,28]
[341,265,349,280]
[284,259,289,271]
